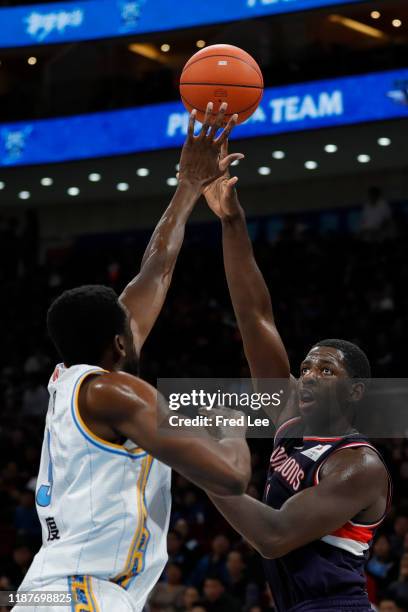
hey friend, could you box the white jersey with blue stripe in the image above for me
[20,363,172,610]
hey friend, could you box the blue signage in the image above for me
[0,0,366,48]
[1,68,407,167]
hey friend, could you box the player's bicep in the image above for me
[265,459,381,557]
[119,257,170,352]
[87,374,246,495]
[117,398,244,494]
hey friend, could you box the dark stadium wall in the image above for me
[2,166,407,244]
[30,167,408,243]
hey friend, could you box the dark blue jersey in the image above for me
[263,417,392,612]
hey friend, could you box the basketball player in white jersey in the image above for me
[14,104,250,612]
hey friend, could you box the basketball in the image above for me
[180,44,264,125]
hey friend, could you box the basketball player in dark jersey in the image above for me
[203,144,392,612]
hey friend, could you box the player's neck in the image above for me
[302,415,356,439]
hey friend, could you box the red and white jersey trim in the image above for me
[321,534,370,556]
[321,519,375,556]
[315,441,392,556]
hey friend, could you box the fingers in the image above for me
[198,102,214,140]
[188,109,197,139]
[220,153,244,173]
[227,176,239,190]
[215,113,238,146]
[220,139,229,161]
[208,102,228,140]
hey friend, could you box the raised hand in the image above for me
[178,102,244,192]
[203,139,242,220]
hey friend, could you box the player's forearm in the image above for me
[160,427,251,496]
[173,438,251,496]
[127,181,200,290]
[221,205,274,323]
[119,181,201,350]
[218,438,252,490]
[208,492,285,558]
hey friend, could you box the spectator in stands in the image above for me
[23,348,50,377]
[173,518,201,566]
[202,576,241,612]
[226,550,259,606]
[190,535,230,587]
[14,490,41,539]
[387,553,408,608]
[167,530,194,580]
[403,533,408,555]
[391,514,408,559]
[21,377,49,417]
[149,563,186,612]
[0,575,13,590]
[377,598,406,612]
[180,586,200,611]
[367,535,396,593]
[0,544,33,587]
[360,186,392,236]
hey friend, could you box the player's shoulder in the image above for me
[82,370,157,419]
[94,370,155,395]
[321,444,387,483]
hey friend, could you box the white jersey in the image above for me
[20,363,171,611]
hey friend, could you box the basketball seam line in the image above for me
[182,54,264,82]
[180,90,263,116]
[180,82,263,90]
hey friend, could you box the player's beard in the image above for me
[302,382,352,436]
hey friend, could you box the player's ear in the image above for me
[114,334,126,359]
[350,381,365,403]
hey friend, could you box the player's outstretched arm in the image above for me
[207,448,388,558]
[120,103,244,355]
[80,371,251,496]
[204,145,291,425]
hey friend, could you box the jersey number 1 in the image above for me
[36,393,55,507]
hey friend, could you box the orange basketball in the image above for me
[180,44,264,125]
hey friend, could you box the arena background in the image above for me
[0,1,408,611]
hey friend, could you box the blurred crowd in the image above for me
[0,188,408,611]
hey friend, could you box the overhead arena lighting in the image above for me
[305,161,318,170]
[88,173,102,182]
[67,187,80,196]
[328,14,388,40]
[357,154,371,163]
[137,168,150,177]
[272,151,285,160]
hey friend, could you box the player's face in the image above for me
[298,346,351,428]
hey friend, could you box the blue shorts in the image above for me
[289,596,372,611]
